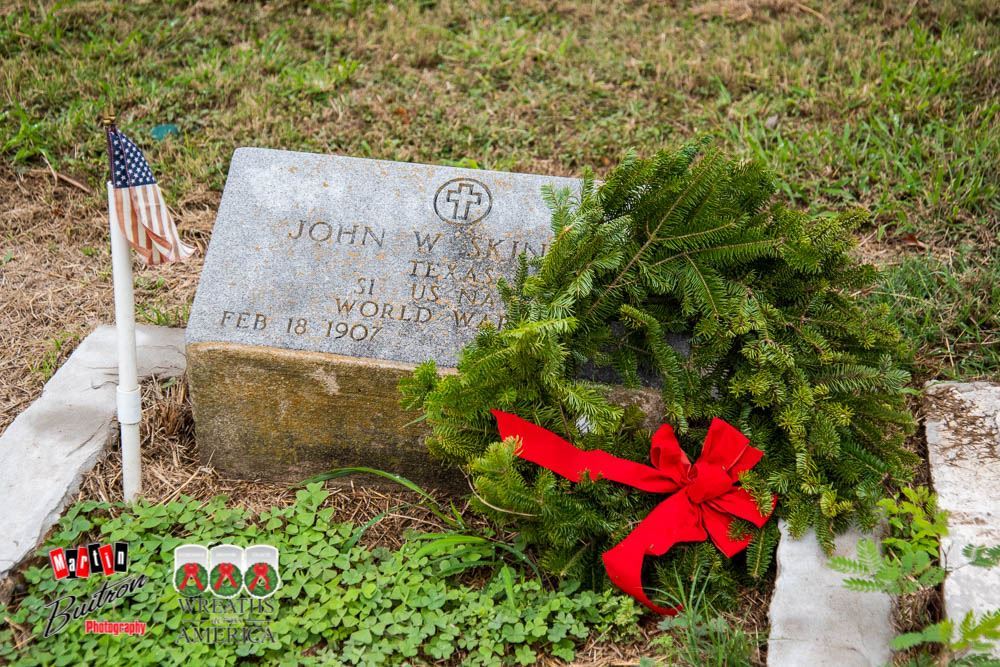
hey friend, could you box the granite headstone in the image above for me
[186,148,584,487]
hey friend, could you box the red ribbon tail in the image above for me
[602,492,708,614]
[490,410,679,493]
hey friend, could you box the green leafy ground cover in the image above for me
[0,485,642,665]
[830,486,1000,663]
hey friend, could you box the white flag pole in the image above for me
[107,179,142,502]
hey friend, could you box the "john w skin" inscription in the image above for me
[412,230,548,261]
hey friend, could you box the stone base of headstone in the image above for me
[187,341,466,491]
[188,340,669,491]
[924,381,1000,657]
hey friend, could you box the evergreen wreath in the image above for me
[401,140,917,607]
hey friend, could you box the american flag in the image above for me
[107,127,194,266]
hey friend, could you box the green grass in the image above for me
[873,246,1000,380]
[136,302,190,328]
[2,0,997,378]
[641,566,760,665]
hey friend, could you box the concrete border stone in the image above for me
[767,521,893,666]
[924,381,1000,657]
[0,325,185,579]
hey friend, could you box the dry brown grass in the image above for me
[542,582,772,666]
[0,166,212,432]
[541,622,660,667]
[689,0,828,24]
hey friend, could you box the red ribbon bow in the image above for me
[214,562,238,591]
[491,410,775,614]
[248,563,270,592]
[179,563,204,591]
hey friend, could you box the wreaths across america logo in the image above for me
[172,544,281,645]
[173,544,281,599]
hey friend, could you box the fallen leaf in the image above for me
[899,233,928,250]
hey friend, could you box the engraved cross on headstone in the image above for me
[445,182,483,221]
